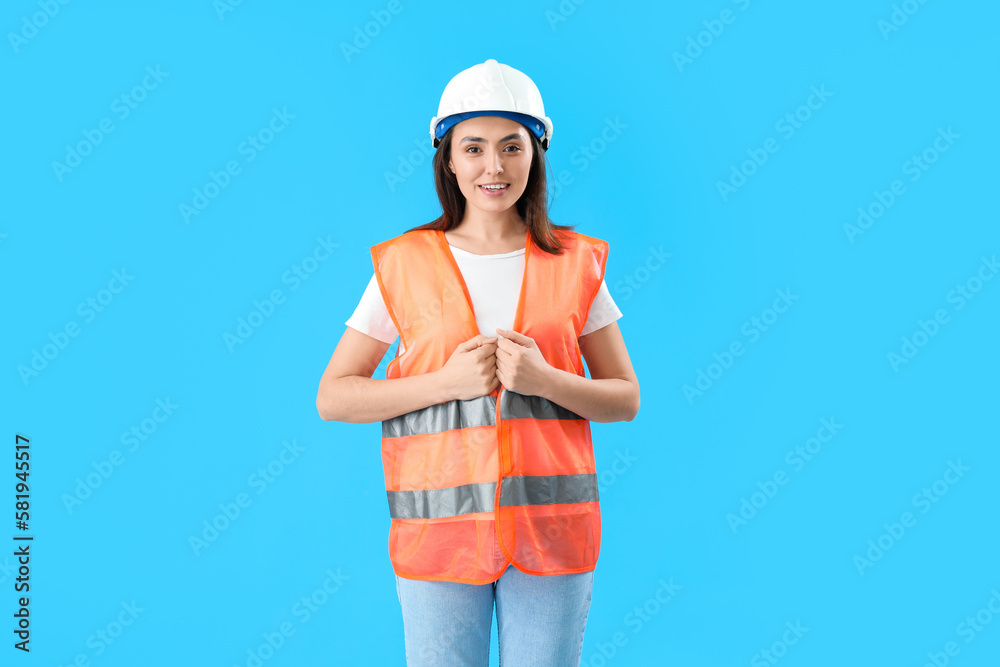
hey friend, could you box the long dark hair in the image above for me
[403,127,575,255]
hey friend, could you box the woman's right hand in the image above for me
[437,335,500,401]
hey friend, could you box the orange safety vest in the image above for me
[370,227,609,584]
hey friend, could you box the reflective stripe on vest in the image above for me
[387,474,599,519]
[387,481,495,519]
[500,473,599,506]
[382,393,584,439]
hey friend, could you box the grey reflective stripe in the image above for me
[387,482,496,519]
[387,475,599,519]
[383,396,496,438]
[500,391,584,421]
[500,474,599,507]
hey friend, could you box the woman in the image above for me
[316,59,639,667]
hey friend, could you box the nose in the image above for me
[485,149,504,175]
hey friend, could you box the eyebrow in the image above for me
[459,133,525,144]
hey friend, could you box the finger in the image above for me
[497,329,531,347]
[496,328,528,344]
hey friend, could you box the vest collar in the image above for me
[434,227,532,339]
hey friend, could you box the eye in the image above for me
[465,145,523,154]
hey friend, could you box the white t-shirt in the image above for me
[345,244,623,355]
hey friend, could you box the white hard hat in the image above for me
[429,59,553,151]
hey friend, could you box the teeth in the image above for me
[481,184,507,190]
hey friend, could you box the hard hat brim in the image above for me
[430,111,552,151]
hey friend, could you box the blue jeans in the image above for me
[395,563,595,666]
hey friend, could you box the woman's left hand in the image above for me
[494,328,555,396]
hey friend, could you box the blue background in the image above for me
[3,0,998,665]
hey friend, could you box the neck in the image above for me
[452,208,526,244]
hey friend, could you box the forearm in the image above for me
[318,372,450,424]
[539,367,639,423]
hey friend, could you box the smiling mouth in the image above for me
[478,184,510,193]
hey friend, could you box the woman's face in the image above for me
[447,115,534,215]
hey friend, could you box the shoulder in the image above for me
[371,229,438,260]
[553,228,608,251]
[551,230,609,266]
